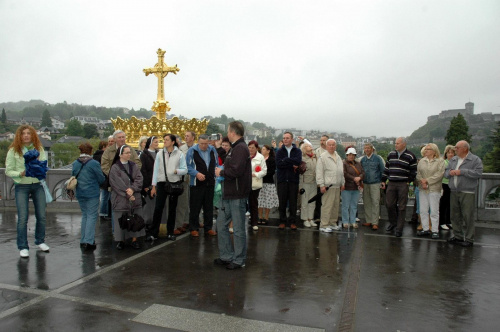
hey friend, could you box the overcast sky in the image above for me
[1,0,499,137]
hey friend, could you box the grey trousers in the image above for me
[450,192,476,242]
[363,183,381,225]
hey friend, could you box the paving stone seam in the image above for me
[0,282,141,316]
[0,236,187,321]
[0,294,48,320]
[338,229,364,332]
[54,233,189,294]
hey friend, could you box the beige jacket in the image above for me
[416,157,445,193]
[300,153,317,184]
[316,151,344,188]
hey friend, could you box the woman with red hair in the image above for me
[5,125,50,258]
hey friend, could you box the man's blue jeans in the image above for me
[216,197,247,266]
[15,183,47,250]
[78,197,100,244]
[341,190,360,224]
[99,189,110,216]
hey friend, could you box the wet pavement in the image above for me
[0,208,499,331]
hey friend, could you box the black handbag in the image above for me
[118,208,145,232]
[162,149,184,196]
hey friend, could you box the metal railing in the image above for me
[1,168,499,221]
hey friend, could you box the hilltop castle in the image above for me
[428,102,500,122]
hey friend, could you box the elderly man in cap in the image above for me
[444,140,483,247]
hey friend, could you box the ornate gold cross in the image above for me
[143,48,180,119]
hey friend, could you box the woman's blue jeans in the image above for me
[15,183,47,250]
[78,197,100,244]
[341,189,360,224]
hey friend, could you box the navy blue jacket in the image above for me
[276,144,302,183]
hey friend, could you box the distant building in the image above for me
[0,132,15,141]
[57,135,85,144]
[51,117,65,129]
[71,116,100,125]
[428,102,474,122]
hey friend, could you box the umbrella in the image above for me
[308,184,333,203]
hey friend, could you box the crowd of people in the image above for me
[5,122,484,264]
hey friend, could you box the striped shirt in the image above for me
[381,149,417,183]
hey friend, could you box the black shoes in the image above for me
[116,241,125,250]
[214,258,245,269]
[226,262,245,270]
[447,237,461,244]
[460,241,474,247]
[166,234,176,241]
[131,241,141,249]
[81,243,97,251]
[385,224,395,233]
[395,231,402,237]
[214,258,231,266]
[417,230,431,237]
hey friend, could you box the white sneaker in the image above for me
[330,225,341,231]
[320,227,333,233]
[356,218,360,222]
[20,249,29,258]
[304,221,311,228]
[38,243,50,252]
[440,225,449,230]
[310,220,317,226]
[245,212,250,216]
[252,226,258,231]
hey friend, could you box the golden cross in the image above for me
[143,48,180,103]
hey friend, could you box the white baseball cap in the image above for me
[346,147,357,155]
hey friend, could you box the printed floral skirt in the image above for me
[258,183,279,209]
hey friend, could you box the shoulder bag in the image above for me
[66,162,86,200]
[162,150,184,196]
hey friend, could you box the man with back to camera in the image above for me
[214,121,252,270]
[381,137,417,237]
[444,140,483,247]
[276,131,302,230]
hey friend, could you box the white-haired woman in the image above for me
[416,143,445,239]
[300,140,317,227]
[137,136,148,157]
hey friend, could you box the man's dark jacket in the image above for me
[221,137,251,199]
[276,144,302,183]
